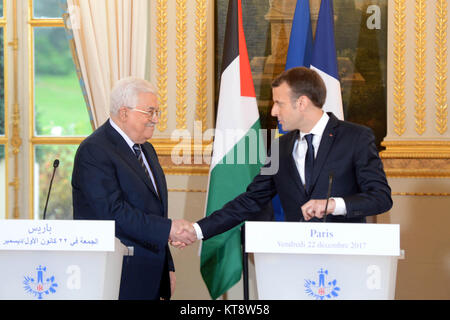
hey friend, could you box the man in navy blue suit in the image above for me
[174,67,392,244]
[72,78,195,299]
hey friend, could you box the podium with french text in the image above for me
[245,222,402,300]
[0,220,130,300]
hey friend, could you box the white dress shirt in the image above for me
[293,112,329,186]
[109,119,159,195]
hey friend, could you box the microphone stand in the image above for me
[323,173,333,223]
[43,159,59,220]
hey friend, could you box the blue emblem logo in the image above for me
[23,265,58,299]
[304,268,340,300]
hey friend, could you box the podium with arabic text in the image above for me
[245,222,402,300]
[0,220,130,300]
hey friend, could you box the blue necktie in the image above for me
[304,134,315,194]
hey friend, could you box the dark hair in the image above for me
[271,67,326,108]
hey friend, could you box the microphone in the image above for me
[43,159,59,220]
[323,172,334,223]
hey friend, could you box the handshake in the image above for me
[169,219,198,249]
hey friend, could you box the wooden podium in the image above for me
[245,221,402,300]
[0,220,130,300]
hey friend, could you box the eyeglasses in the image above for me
[131,107,161,119]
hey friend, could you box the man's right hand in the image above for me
[169,219,197,248]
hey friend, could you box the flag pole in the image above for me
[241,224,249,300]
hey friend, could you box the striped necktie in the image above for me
[132,144,159,197]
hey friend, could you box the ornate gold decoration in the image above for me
[28,19,64,27]
[7,38,17,51]
[435,0,448,134]
[176,0,187,130]
[415,0,427,135]
[384,168,450,178]
[30,137,85,145]
[168,188,207,193]
[9,103,21,219]
[381,140,450,177]
[151,137,211,176]
[393,192,450,196]
[8,0,20,219]
[393,0,406,136]
[0,12,8,218]
[163,166,209,176]
[381,139,450,178]
[381,140,450,158]
[156,0,168,132]
[195,0,208,132]
[151,138,213,156]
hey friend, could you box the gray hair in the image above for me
[110,77,157,115]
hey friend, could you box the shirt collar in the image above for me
[109,118,136,150]
[299,112,330,140]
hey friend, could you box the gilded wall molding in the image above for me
[195,0,208,133]
[385,1,450,179]
[151,138,211,175]
[393,192,450,196]
[156,0,168,132]
[435,0,448,135]
[415,0,427,135]
[151,138,212,156]
[148,0,213,175]
[384,167,450,178]
[8,103,20,219]
[393,0,406,136]
[381,141,450,177]
[176,0,187,130]
[149,0,212,139]
[168,188,207,193]
[383,163,450,177]
[160,160,210,176]
[8,0,20,219]
[381,140,450,158]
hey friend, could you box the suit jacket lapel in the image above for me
[285,130,308,196]
[141,143,166,206]
[104,120,160,196]
[310,113,338,192]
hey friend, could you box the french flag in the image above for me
[311,0,344,120]
[285,0,313,71]
[273,0,314,221]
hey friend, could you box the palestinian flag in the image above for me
[200,0,264,300]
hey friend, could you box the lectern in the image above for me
[245,222,402,300]
[0,220,130,300]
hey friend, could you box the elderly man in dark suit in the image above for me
[173,67,392,244]
[72,77,195,300]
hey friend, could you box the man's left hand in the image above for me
[301,199,336,221]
